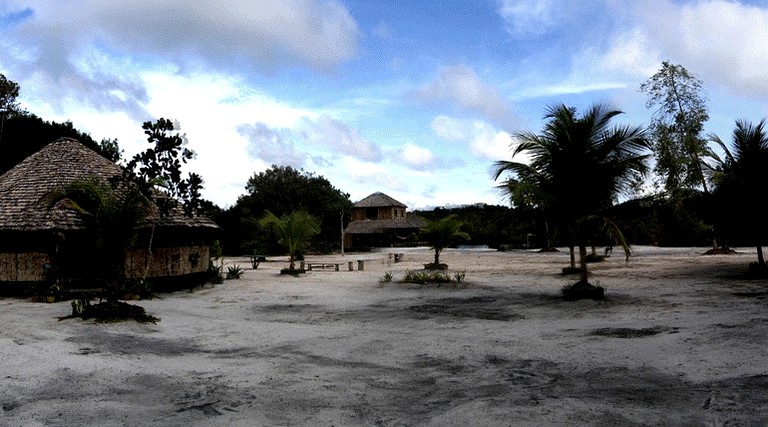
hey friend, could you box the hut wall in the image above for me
[125,245,210,278]
[351,206,406,221]
[0,252,50,282]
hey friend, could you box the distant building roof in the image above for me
[354,192,407,208]
[344,213,425,234]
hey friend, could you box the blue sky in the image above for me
[2,0,768,210]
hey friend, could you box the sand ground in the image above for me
[1,246,767,426]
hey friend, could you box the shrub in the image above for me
[562,281,605,301]
[379,271,393,284]
[226,264,244,279]
[400,270,457,285]
[207,260,224,284]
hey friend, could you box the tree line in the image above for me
[2,62,767,276]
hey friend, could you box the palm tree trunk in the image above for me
[434,248,440,265]
[569,245,576,269]
[289,254,295,270]
[578,244,589,283]
[757,245,765,267]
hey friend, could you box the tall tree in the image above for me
[259,210,320,271]
[708,119,768,271]
[220,165,351,254]
[640,61,710,193]
[494,103,650,294]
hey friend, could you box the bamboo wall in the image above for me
[0,245,210,283]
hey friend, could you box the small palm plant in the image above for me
[47,177,152,300]
[259,210,320,273]
[420,215,470,270]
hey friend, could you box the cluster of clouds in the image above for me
[2,0,768,208]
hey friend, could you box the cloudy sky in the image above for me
[2,0,768,210]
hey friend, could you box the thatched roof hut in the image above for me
[0,138,219,290]
[344,192,424,249]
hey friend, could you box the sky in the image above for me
[2,0,768,210]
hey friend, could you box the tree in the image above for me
[46,177,152,300]
[124,118,203,216]
[0,73,20,112]
[259,210,321,271]
[640,61,711,194]
[420,215,470,268]
[220,165,351,255]
[708,119,768,272]
[494,103,650,296]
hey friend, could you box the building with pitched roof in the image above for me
[0,138,219,291]
[343,192,424,249]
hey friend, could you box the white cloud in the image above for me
[413,64,521,130]
[431,115,514,160]
[237,123,308,168]
[298,115,382,162]
[496,0,556,36]
[401,143,436,171]
[0,0,359,116]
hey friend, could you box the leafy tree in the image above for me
[0,73,20,112]
[259,210,320,270]
[708,119,768,271]
[494,103,650,291]
[420,214,470,268]
[46,177,152,300]
[221,165,351,255]
[640,61,711,193]
[123,118,202,217]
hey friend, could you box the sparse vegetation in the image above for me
[226,264,244,279]
[398,270,466,285]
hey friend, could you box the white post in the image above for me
[340,210,345,256]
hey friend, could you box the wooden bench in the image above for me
[306,262,341,271]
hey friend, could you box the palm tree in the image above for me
[708,119,768,271]
[494,103,650,289]
[421,215,470,269]
[46,177,152,300]
[259,210,320,271]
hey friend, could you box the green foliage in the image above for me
[46,177,152,299]
[207,260,224,284]
[124,118,203,217]
[708,119,768,266]
[379,271,393,284]
[62,300,160,323]
[0,73,20,112]
[216,165,352,255]
[226,264,244,279]
[494,103,650,283]
[641,61,711,193]
[259,210,321,270]
[421,214,470,266]
[399,270,464,285]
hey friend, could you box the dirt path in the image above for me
[1,247,767,425]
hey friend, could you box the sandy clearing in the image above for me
[1,246,767,426]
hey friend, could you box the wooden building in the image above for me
[343,192,424,249]
[0,138,219,293]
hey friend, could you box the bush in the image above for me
[399,270,466,285]
[379,271,393,284]
[562,281,605,301]
[226,264,244,279]
[207,260,224,284]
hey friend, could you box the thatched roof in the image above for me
[344,213,425,234]
[354,192,407,208]
[0,138,218,232]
